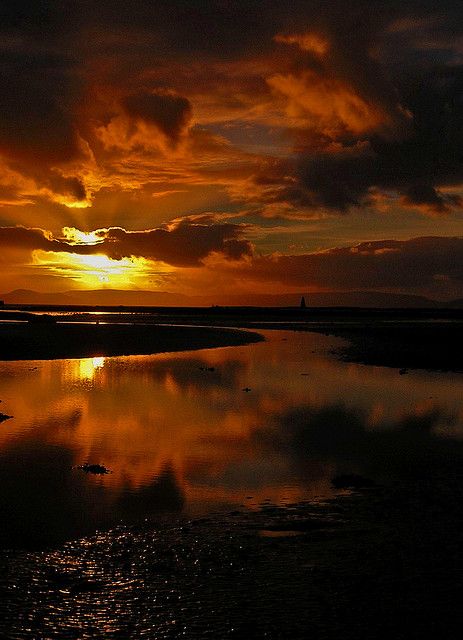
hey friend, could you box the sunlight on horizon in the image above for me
[31,249,173,289]
[61,227,105,245]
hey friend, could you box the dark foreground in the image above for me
[3,305,463,369]
[0,323,263,360]
[2,481,463,639]
[311,322,463,371]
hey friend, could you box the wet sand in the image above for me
[0,322,263,360]
[2,484,463,639]
[305,321,463,371]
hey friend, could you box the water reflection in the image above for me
[1,330,463,548]
[78,356,105,380]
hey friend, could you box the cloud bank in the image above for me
[0,0,461,217]
[1,1,463,296]
[2,224,463,299]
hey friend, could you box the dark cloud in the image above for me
[0,19,87,206]
[0,220,253,267]
[0,50,81,163]
[259,18,463,214]
[258,69,463,214]
[402,184,462,214]
[91,221,253,265]
[235,236,463,295]
[0,226,57,251]
[47,175,88,201]
[0,0,463,220]
[123,90,192,142]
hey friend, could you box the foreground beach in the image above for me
[0,322,263,360]
[2,306,463,370]
[3,482,463,639]
[308,321,463,372]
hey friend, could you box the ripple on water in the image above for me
[0,501,359,639]
[4,482,463,639]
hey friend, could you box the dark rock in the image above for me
[332,474,376,489]
[76,463,112,475]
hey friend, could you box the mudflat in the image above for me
[0,322,263,360]
[311,322,463,371]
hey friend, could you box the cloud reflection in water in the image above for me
[1,330,463,547]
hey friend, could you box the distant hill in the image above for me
[1,289,77,305]
[0,288,444,308]
[1,289,190,306]
[198,291,439,308]
[298,291,438,308]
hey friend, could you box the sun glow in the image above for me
[57,199,92,209]
[61,227,105,245]
[74,253,136,282]
[32,249,173,289]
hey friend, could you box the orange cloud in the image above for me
[0,0,462,286]
[274,32,329,56]
[268,71,387,136]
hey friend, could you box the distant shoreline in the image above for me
[1,306,463,371]
[0,323,264,361]
[309,323,463,372]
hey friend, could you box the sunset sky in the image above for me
[1,0,463,301]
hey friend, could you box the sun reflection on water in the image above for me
[78,356,105,380]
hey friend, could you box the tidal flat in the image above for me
[0,322,263,360]
[1,316,463,638]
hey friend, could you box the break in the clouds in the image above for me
[0,1,463,296]
[0,220,252,267]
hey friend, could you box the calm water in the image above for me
[1,329,463,549]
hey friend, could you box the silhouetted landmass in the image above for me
[1,306,463,370]
[312,323,463,372]
[0,323,263,360]
[0,287,445,308]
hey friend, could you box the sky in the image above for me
[1,0,463,301]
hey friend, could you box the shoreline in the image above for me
[0,323,264,361]
[304,322,463,372]
[1,307,462,371]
